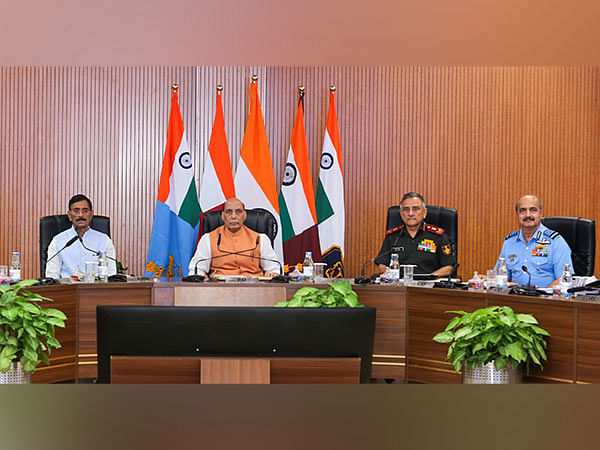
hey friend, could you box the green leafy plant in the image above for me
[275,280,363,308]
[432,306,550,373]
[0,279,67,374]
[116,260,128,274]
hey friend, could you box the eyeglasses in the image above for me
[400,206,423,213]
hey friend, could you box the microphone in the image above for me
[522,265,533,291]
[76,236,125,281]
[218,235,284,277]
[186,234,284,281]
[434,263,466,290]
[77,236,118,264]
[511,265,540,296]
[354,237,400,284]
[568,279,600,294]
[46,235,79,264]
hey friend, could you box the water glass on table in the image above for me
[0,265,8,285]
[486,269,497,290]
[402,265,415,285]
[314,263,327,283]
[84,261,98,283]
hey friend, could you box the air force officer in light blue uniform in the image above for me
[45,194,116,279]
[495,195,572,288]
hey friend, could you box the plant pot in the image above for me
[0,363,31,384]
[462,361,523,384]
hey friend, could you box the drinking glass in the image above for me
[84,261,98,283]
[402,265,415,285]
[0,265,8,285]
[314,263,327,283]
[486,269,497,290]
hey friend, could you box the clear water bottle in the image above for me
[9,251,21,282]
[302,251,314,282]
[389,253,400,283]
[98,251,109,283]
[560,263,573,295]
[468,271,483,291]
[496,258,508,287]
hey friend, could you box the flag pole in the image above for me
[217,84,223,92]
[172,83,179,91]
[329,85,336,92]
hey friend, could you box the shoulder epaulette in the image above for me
[385,225,404,236]
[543,229,560,240]
[504,230,518,240]
[425,224,445,235]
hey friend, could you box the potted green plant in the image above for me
[432,305,550,383]
[0,279,67,383]
[275,280,364,308]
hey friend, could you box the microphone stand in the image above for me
[354,257,376,284]
[354,237,400,285]
[77,236,119,264]
[434,263,466,289]
[185,234,287,282]
[511,265,540,296]
[218,236,287,281]
[77,236,126,282]
[40,235,81,284]
[184,236,262,282]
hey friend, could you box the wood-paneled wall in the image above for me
[1,67,599,279]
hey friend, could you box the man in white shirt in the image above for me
[45,194,117,279]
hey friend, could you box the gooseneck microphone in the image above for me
[185,233,250,280]
[434,263,466,290]
[511,265,539,296]
[354,237,400,284]
[522,265,533,291]
[187,234,284,282]
[217,235,284,276]
[190,234,260,277]
[46,235,79,264]
[77,236,118,264]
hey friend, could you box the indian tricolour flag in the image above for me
[145,84,201,278]
[316,86,345,277]
[279,89,322,269]
[199,85,235,217]
[234,76,283,262]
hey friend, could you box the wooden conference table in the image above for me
[29,281,600,383]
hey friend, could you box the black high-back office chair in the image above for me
[541,216,595,276]
[201,209,277,246]
[385,205,459,263]
[39,214,110,277]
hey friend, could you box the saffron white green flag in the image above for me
[234,77,283,261]
[199,86,235,214]
[316,87,344,277]
[278,92,321,269]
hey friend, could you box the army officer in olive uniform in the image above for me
[375,192,455,276]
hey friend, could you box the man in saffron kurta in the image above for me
[188,198,280,277]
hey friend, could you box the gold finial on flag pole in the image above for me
[217,84,223,92]
[251,74,258,81]
[329,85,336,92]
[298,85,305,98]
[172,83,179,91]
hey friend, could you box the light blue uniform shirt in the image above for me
[495,223,572,288]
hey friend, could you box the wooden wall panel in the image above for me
[1,67,599,280]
